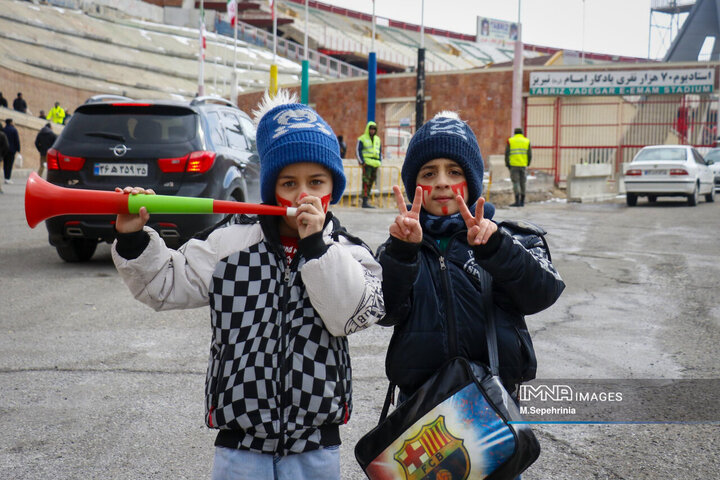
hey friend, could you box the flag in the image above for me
[268,0,275,21]
[201,21,206,60]
[227,0,237,27]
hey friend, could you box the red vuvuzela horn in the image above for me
[24,172,296,228]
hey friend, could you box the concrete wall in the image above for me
[0,68,97,131]
[566,163,615,203]
[0,65,90,173]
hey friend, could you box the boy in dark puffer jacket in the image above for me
[377,111,565,400]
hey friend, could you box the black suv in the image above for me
[45,95,261,262]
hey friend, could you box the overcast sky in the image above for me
[316,0,683,60]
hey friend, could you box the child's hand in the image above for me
[458,196,497,246]
[389,185,422,244]
[115,186,155,233]
[295,193,326,239]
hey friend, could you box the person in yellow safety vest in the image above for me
[505,127,532,207]
[46,102,66,125]
[356,121,382,208]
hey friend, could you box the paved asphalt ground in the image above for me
[1,177,719,479]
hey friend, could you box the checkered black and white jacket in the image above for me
[112,214,385,455]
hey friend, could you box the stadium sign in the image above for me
[530,69,714,96]
[476,16,519,43]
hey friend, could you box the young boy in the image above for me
[112,91,385,480]
[377,111,565,402]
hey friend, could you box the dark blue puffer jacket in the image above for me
[377,220,565,395]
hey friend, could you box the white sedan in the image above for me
[623,145,716,206]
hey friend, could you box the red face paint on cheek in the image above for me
[320,194,331,213]
[450,181,467,199]
[275,194,293,208]
[418,184,433,206]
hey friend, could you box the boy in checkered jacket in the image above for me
[111,91,385,480]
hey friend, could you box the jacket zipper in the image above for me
[209,343,229,426]
[277,262,292,456]
[437,254,458,357]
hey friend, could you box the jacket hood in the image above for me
[363,121,377,137]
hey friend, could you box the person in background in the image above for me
[111,90,385,480]
[35,123,57,178]
[38,110,46,119]
[3,118,20,183]
[13,93,27,114]
[0,129,8,193]
[337,135,347,158]
[356,121,382,209]
[0,92,8,109]
[47,101,66,125]
[505,127,532,207]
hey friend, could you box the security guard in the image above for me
[356,121,382,208]
[505,127,532,207]
[46,102,66,125]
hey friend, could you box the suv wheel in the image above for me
[626,193,637,206]
[56,238,98,262]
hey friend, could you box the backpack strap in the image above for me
[329,215,372,252]
[498,219,553,262]
[378,382,396,425]
[192,213,258,241]
[480,269,501,377]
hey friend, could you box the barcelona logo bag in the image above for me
[355,278,540,479]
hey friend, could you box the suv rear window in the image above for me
[62,106,197,144]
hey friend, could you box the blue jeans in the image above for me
[211,445,340,480]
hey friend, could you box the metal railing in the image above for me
[339,164,403,208]
[215,18,367,79]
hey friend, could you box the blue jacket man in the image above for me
[3,118,20,182]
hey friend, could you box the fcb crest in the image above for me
[393,416,470,480]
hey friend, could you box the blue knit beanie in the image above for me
[402,113,484,203]
[255,101,346,204]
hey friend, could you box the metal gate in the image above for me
[526,94,718,186]
[383,101,416,163]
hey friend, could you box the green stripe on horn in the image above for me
[127,194,214,214]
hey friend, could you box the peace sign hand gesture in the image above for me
[457,195,497,246]
[389,185,423,244]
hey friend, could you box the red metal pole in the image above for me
[553,97,562,186]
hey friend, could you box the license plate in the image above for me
[94,163,148,176]
[643,169,667,175]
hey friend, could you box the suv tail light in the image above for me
[47,148,59,170]
[187,151,216,173]
[158,154,189,173]
[670,168,688,175]
[46,148,85,171]
[157,151,216,173]
[625,169,642,176]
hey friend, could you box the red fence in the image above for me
[526,94,718,185]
